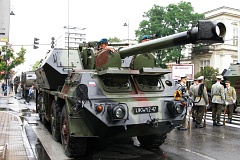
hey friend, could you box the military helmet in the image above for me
[97,38,108,45]
[141,35,151,41]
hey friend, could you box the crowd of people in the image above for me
[177,74,237,130]
[0,80,35,105]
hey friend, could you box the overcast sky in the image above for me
[9,0,240,73]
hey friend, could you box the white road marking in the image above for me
[181,148,216,160]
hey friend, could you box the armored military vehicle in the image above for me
[35,20,226,158]
[21,71,36,99]
[223,63,240,106]
[205,64,239,111]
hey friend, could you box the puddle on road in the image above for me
[25,123,51,160]
[0,108,13,111]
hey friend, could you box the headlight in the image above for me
[107,104,127,120]
[113,105,126,119]
[175,103,184,114]
[166,101,184,116]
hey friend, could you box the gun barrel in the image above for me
[119,20,226,59]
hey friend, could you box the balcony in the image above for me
[192,44,211,54]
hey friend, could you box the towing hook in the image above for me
[166,121,173,128]
[146,118,158,128]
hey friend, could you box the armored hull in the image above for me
[35,20,226,158]
[35,49,83,90]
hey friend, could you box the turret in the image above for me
[36,20,226,90]
[94,20,226,70]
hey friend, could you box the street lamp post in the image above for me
[2,45,10,105]
[123,21,129,44]
[238,21,240,63]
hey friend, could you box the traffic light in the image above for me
[51,37,55,49]
[33,37,39,49]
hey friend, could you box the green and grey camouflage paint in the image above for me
[35,20,226,158]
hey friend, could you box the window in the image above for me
[200,60,210,70]
[233,60,238,64]
[233,27,238,46]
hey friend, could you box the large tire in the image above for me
[60,106,87,158]
[51,100,61,142]
[37,95,47,124]
[137,133,167,150]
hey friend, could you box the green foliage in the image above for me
[32,61,40,71]
[108,37,121,43]
[0,45,26,80]
[194,66,220,81]
[135,1,204,68]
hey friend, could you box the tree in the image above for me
[32,60,40,71]
[194,66,220,81]
[108,37,121,43]
[135,1,204,68]
[0,44,26,80]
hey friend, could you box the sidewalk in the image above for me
[0,93,34,160]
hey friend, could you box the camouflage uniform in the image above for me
[211,80,226,126]
[224,85,236,123]
[193,83,208,128]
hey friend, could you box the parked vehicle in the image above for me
[206,63,239,110]
[35,20,226,158]
[20,71,36,99]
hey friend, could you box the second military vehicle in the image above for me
[205,64,239,111]
[35,20,226,158]
[21,71,37,99]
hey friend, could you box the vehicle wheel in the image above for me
[37,95,47,124]
[39,109,47,124]
[137,133,167,150]
[60,105,87,158]
[51,100,61,142]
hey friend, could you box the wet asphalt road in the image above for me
[18,98,240,160]
[25,115,240,160]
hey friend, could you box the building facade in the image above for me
[0,0,10,42]
[193,6,240,74]
[178,6,240,76]
[55,26,86,49]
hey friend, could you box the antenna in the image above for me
[67,0,70,77]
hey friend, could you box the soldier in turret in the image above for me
[224,80,236,123]
[193,76,208,128]
[211,75,226,126]
[97,38,115,52]
[141,35,151,43]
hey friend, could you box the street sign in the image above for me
[171,64,194,80]
[0,71,6,74]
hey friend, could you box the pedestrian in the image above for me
[224,80,237,123]
[177,74,188,130]
[1,82,5,95]
[193,76,208,128]
[189,78,199,122]
[10,81,13,93]
[26,85,34,104]
[17,82,23,99]
[211,75,226,126]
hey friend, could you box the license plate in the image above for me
[133,106,158,114]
